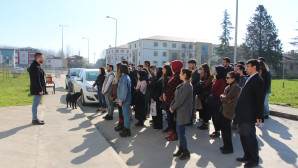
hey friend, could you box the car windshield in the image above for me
[85,71,99,81]
[70,69,81,76]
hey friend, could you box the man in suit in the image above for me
[235,59,264,168]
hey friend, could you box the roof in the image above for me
[128,35,196,44]
[107,44,129,49]
[283,55,298,60]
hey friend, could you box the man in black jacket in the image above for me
[222,57,234,79]
[235,59,264,168]
[186,59,200,126]
[28,52,45,125]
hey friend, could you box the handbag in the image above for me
[150,101,157,116]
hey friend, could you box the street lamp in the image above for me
[82,37,89,68]
[59,25,68,60]
[106,16,117,67]
[233,0,238,63]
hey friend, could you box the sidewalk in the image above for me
[270,104,298,120]
[0,77,127,168]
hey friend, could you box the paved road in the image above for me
[80,98,298,168]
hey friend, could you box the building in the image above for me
[15,47,40,67]
[105,44,129,68]
[44,55,63,68]
[0,48,16,68]
[282,50,298,78]
[67,55,84,68]
[126,36,212,67]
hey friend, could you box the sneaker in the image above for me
[197,123,208,130]
[257,123,264,128]
[32,119,45,125]
[103,114,109,119]
[210,131,220,138]
[104,115,113,120]
[264,115,269,119]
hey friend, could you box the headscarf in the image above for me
[215,65,225,80]
[138,70,147,82]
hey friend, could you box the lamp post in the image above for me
[82,37,89,68]
[59,25,68,60]
[106,16,117,67]
[233,0,238,64]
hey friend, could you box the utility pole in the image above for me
[59,25,68,60]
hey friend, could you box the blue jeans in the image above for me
[122,104,130,129]
[264,93,270,116]
[97,88,106,108]
[177,124,187,149]
[32,95,42,120]
[104,86,114,116]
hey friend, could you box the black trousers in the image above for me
[201,98,209,123]
[153,101,163,129]
[118,105,123,120]
[239,123,259,163]
[166,108,176,132]
[211,110,221,132]
[220,113,233,151]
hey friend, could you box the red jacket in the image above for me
[210,78,226,103]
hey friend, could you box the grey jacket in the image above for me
[102,71,115,94]
[170,81,193,125]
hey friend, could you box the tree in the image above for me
[216,9,234,60]
[241,5,283,72]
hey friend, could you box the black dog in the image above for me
[66,92,82,109]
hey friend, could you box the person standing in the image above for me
[151,67,163,129]
[134,70,147,126]
[235,59,264,168]
[102,64,115,120]
[117,64,132,137]
[92,67,107,113]
[222,57,234,78]
[164,60,183,141]
[219,72,241,154]
[111,63,123,131]
[170,68,193,160]
[28,52,46,125]
[187,59,200,126]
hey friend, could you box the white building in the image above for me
[127,36,197,67]
[105,44,129,68]
[44,55,63,68]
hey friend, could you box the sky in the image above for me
[0,0,297,63]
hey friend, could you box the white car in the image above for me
[72,69,99,106]
[65,68,83,90]
[12,67,24,74]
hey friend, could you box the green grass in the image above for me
[0,72,34,107]
[269,79,298,108]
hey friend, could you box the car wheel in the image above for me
[81,91,86,106]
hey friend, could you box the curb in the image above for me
[270,110,298,121]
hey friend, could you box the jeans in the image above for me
[122,104,130,129]
[264,93,270,116]
[177,124,187,149]
[97,88,106,108]
[104,86,114,116]
[239,123,259,163]
[32,95,42,120]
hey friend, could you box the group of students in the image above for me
[92,57,271,167]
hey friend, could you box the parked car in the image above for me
[72,69,99,105]
[12,67,24,74]
[65,68,83,90]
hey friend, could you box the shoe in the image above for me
[119,127,131,137]
[220,146,224,150]
[221,149,233,154]
[167,132,178,141]
[257,123,264,128]
[103,114,109,119]
[162,127,169,133]
[264,115,269,119]
[244,162,259,168]
[236,157,249,162]
[197,123,208,130]
[232,125,238,130]
[179,149,190,160]
[102,109,107,113]
[153,125,163,130]
[114,122,124,132]
[135,120,144,126]
[32,119,45,125]
[104,115,113,120]
[149,120,153,123]
[173,146,183,157]
[210,131,220,138]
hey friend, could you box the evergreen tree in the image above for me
[216,9,234,61]
[242,5,283,72]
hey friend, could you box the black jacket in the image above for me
[191,70,200,94]
[224,66,234,78]
[93,75,105,90]
[261,71,271,94]
[151,78,163,102]
[28,60,45,95]
[235,74,265,123]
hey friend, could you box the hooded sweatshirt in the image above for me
[210,66,226,102]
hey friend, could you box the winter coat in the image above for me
[220,82,241,120]
[28,60,45,95]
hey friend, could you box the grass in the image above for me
[269,79,298,108]
[0,72,35,107]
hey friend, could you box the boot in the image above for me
[165,130,174,139]
[135,120,144,126]
[167,132,178,141]
[119,127,131,137]
[179,149,190,160]
[114,122,124,132]
[173,146,183,157]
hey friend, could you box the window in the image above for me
[139,52,141,57]
[189,44,193,49]
[290,64,293,70]
[154,42,158,47]
[116,50,119,53]
[172,43,176,48]
[163,43,167,47]
[182,53,185,57]
[139,42,141,47]
[153,61,158,65]
[154,51,158,56]
[121,50,124,53]
[182,44,186,49]
[127,50,129,53]
[134,44,136,48]
[48,60,51,63]
[130,45,132,49]
[162,61,166,65]
[163,52,167,57]
[189,53,193,58]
